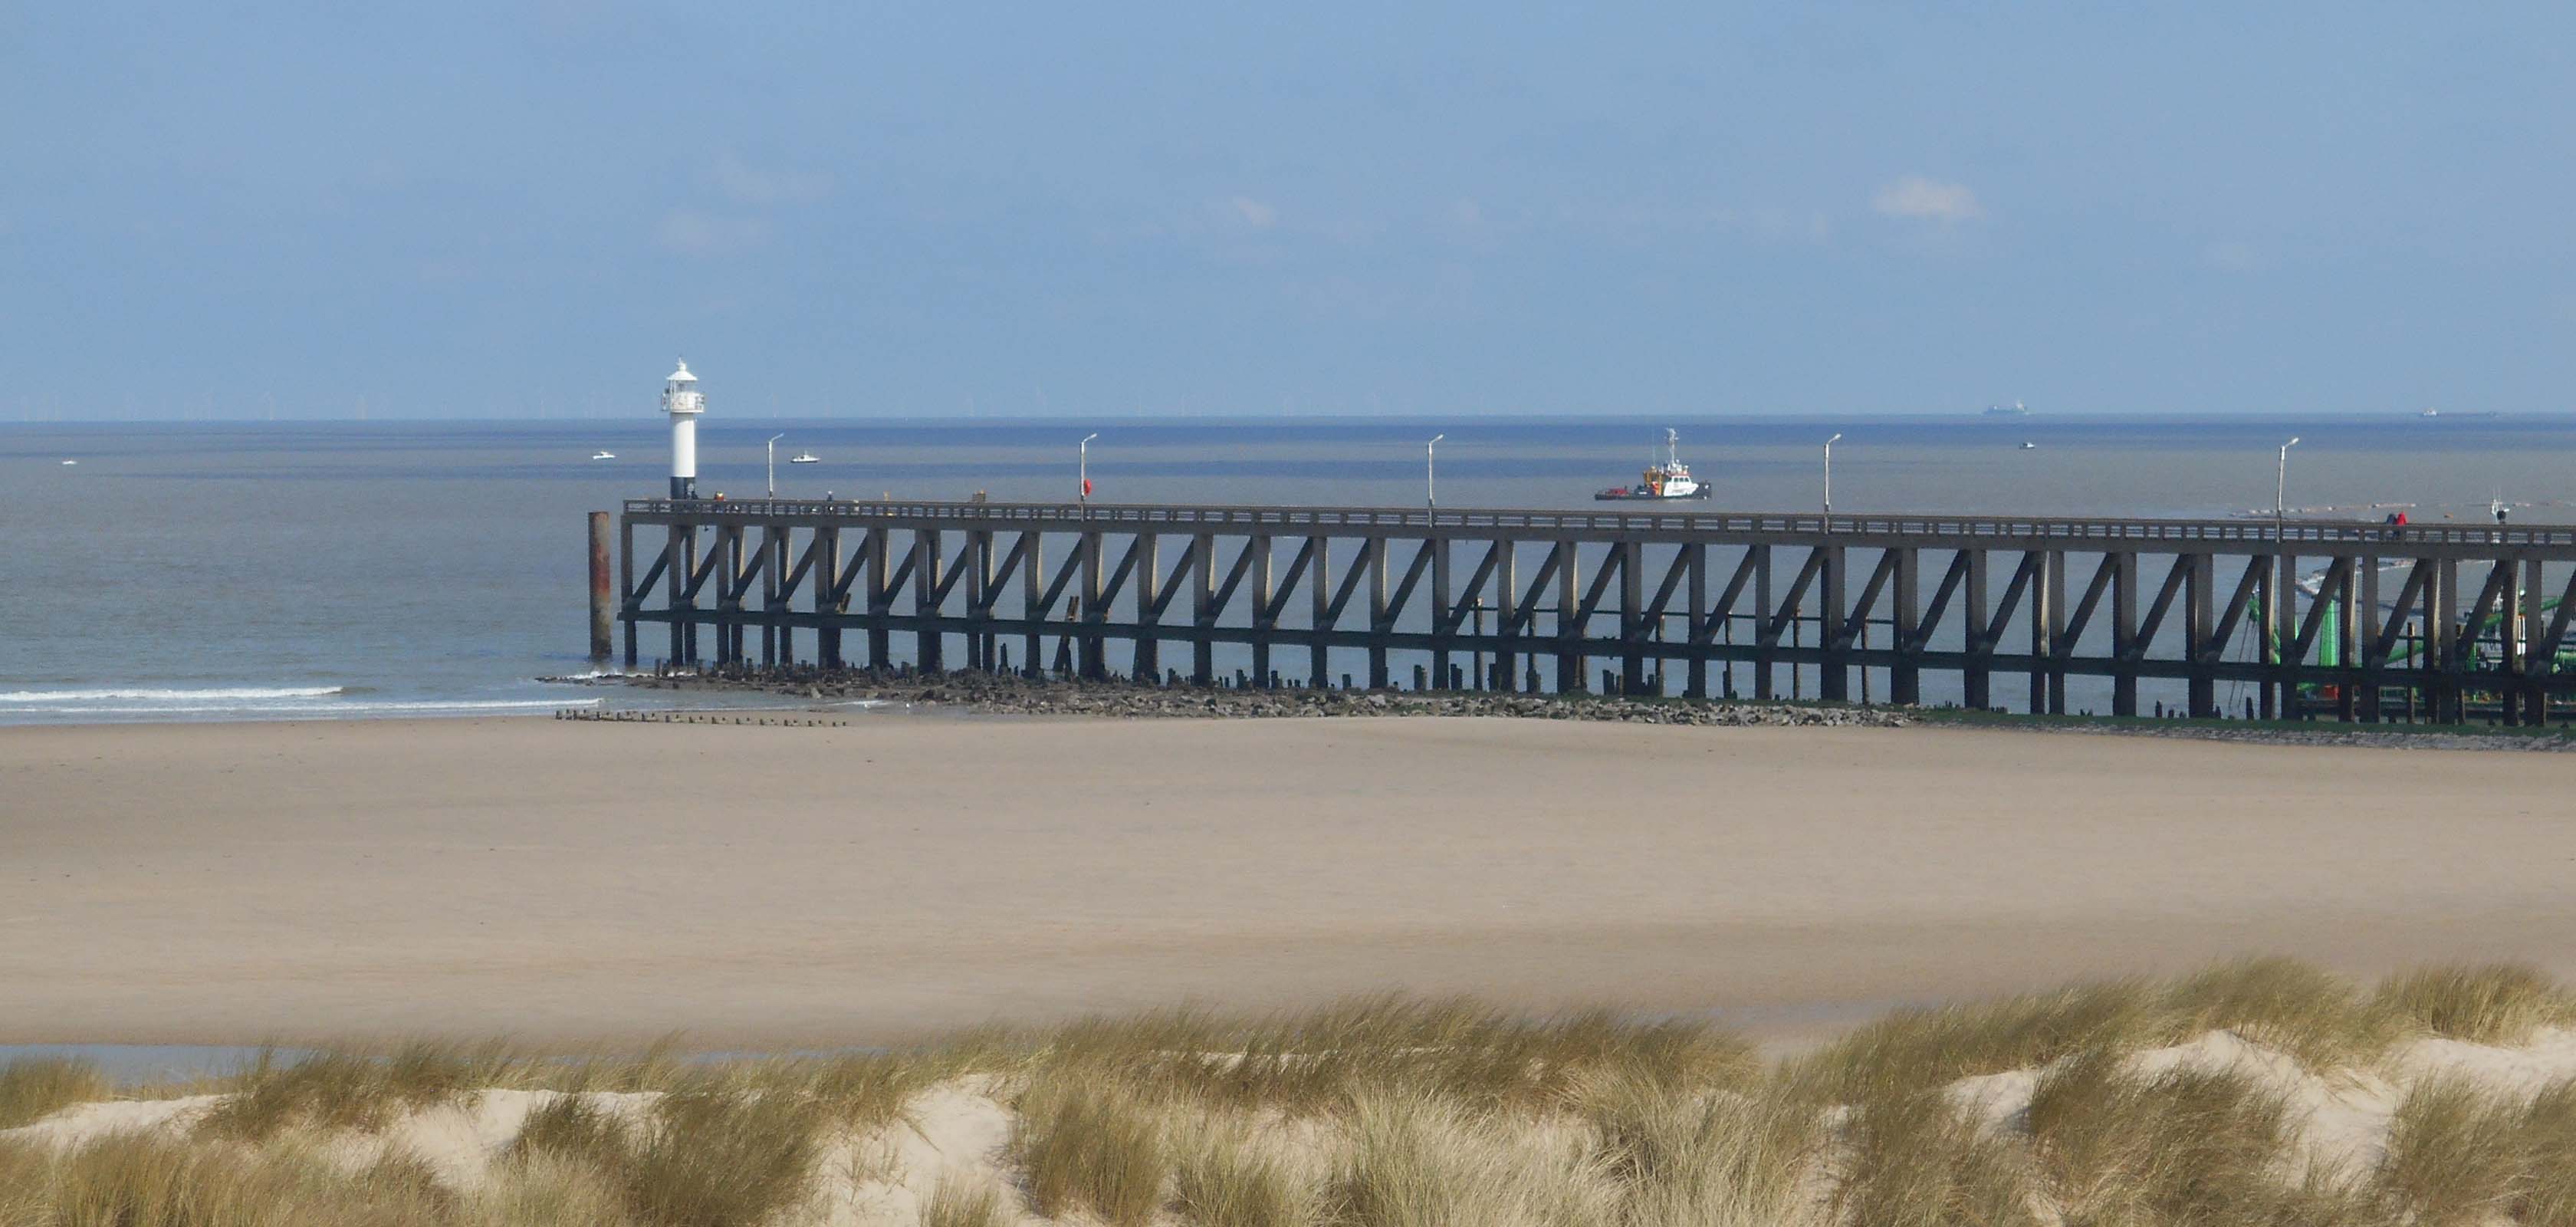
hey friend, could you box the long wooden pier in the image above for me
[598,498,2576,725]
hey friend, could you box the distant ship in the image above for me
[59,459,77,466]
[789,451,821,465]
[590,450,616,460]
[2418,407,2499,419]
[1595,429,1712,501]
[2019,441,2038,450]
[1984,400,2032,416]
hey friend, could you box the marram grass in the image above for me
[4,959,2575,1226]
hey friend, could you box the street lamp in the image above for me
[1426,434,1445,509]
[1079,433,1099,509]
[765,433,785,499]
[2275,436,2300,540]
[1822,433,1843,525]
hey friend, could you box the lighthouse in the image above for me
[662,360,704,499]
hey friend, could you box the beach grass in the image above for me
[7,959,2576,1225]
[2376,962,2576,1046]
[0,1057,110,1130]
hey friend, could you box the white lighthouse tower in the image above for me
[662,360,704,499]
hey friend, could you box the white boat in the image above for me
[1594,429,1711,501]
[2019,441,2037,450]
[788,451,821,465]
[60,459,77,466]
[590,450,616,461]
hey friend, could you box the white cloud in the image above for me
[1872,176,1984,223]
[712,154,830,206]
[1230,196,1278,228]
[654,208,770,255]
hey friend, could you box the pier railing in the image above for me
[606,497,2576,725]
[624,498,2576,554]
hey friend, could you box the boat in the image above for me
[590,450,616,461]
[59,459,76,466]
[788,451,821,465]
[1983,400,2031,416]
[2019,441,2037,450]
[1594,430,1712,501]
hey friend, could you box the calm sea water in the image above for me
[4,414,2566,725]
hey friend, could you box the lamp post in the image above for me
[765,433,784,499]
[1822,433,1843,528]
[1079,433,1099,510]
[1426,434,1444,510]
[2275,436,2300,540]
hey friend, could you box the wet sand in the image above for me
[5,715,2573,1047]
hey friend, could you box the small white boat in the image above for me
[2019,441,2037,450]
[590,451,616,461]
[60,459,77,466]
[788,451,821,465]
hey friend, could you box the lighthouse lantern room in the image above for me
[662,360,704,500]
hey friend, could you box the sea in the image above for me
[4,413,2567,726]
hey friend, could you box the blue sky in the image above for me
[6,3,2571,419]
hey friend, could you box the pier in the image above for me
[600,498,2576,725]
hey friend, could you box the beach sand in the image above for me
[5,714,2573,1048]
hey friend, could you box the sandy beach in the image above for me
[6,714,2574,1048]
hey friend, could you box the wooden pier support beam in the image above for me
[2431,558,2459,722]
[1493,541,1519,692]
[2522,558,2547,724]
[1891,546,1921,706]
[1619,541,1647,695]
[589,512,613,662]
[2358,554,2384,722]
[666,523,691,665]
[619,517,639,667]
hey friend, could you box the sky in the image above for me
[6,2,2573,420]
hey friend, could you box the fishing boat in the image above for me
[590,450,616,460]
[1594,430,1712,501]
[789,451,821,465]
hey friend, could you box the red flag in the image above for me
[1082,477,1093,498]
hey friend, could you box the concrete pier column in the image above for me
[1308,536,1331,688]
[1191,531,1217,686]
[913,528,943,674]
[1132,533,1160,682]
[1818,544,1848,702]
[1020,531,1045,679]
[1367,538,1390,689]
[1750,545,1776,700]
[1079,530,1106,681]
[2109,551,2137,716]
[1619,541,1647,695]
[814,526,843,669]
[1891,546,1921,706]
[619,517,639,667]
[1492,541,1519,692]
[866,526,892,671]
[1962,549,1989,709]
[589,512,613,662]
[1684,543,1710,699]
[1429,537,1453,690]
[2186,552,2216,718]
[1247,535,1273,686]
[667,523,691,665]
[1554,540,1583,692]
